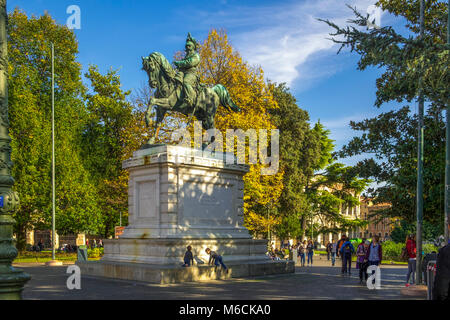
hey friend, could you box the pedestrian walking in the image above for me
[326,241,332,261]
[356,239,369,284]
[405,234,417,287]
[331,241,338,266]
[306,240,314,266]
[206,248,228,273]
[366,235,383,285]
[366,235,383,266]
[182,245,194,267]
[336,234,346,260]
[298,242,306,267]
[340,236,355,275]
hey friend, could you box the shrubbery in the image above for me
[87,247,104,258]
[382,241,438,261]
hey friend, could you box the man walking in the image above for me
[336,234,346,263]
[326,241,332,261]
[331,241,338,266]
[340,237,355,275]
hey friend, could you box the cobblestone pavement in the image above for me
[15,257,426,300]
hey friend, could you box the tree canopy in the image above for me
[320,0,449,236]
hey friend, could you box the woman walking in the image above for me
[405,234,417,287]
[306,240,314,266]
[366,235,383,285]
[298,242,306,267]
[356,239,369,284]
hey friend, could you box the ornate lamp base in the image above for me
[0,265,31,300]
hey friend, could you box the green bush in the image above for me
[382,241,404,261]
[87,247,104,258]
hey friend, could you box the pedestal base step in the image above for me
[77,260,294,284]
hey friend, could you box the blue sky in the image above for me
[8,0,411,166]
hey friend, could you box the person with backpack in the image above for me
[306,240,314,266]
[336,234,346,260]
[297,242,306,267]
[339,236,355,275]
[356,239,370,284]
[405,234,417,287]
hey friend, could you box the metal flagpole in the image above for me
[51,42,55,261]
[416,0,425,285]
[46,43,61,266]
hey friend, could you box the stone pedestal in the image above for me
[78,145,294,283]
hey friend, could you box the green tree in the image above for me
[305,163,370,238]
[268,84,323,240]
[8,10,100,248]
[320,1,448,231]
[83,65,147,238]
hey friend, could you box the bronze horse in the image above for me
[142,52,240,145]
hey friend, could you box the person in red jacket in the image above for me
[405,234,417,287]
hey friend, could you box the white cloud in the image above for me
[191,0,385,89]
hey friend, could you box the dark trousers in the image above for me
[214,256,227,269]
[342,253,352,274]
[359,262,368,281]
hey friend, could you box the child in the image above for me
[182,245,194,267]
[205,248,228,273]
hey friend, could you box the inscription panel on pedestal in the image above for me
[182,180,234,225]
[137,180,157,218]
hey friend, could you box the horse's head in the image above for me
[142,52,176,97]
[142,55,159,89]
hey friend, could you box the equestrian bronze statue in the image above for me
[142,33,240,146]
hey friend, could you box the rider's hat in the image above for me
[186,32,199,50]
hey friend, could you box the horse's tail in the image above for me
[213,84,240,112]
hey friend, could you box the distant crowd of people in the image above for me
[321,234,383,283]
[28,238,103,253]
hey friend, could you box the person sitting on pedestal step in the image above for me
[205,248,228,273]
[182,246,194,267]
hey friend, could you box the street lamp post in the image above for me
[0,0,31,300]
[416,0,425,285]
[444,0,450,245]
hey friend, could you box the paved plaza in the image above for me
[16,257,426,300]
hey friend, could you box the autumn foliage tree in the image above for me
[198,29,284,236]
